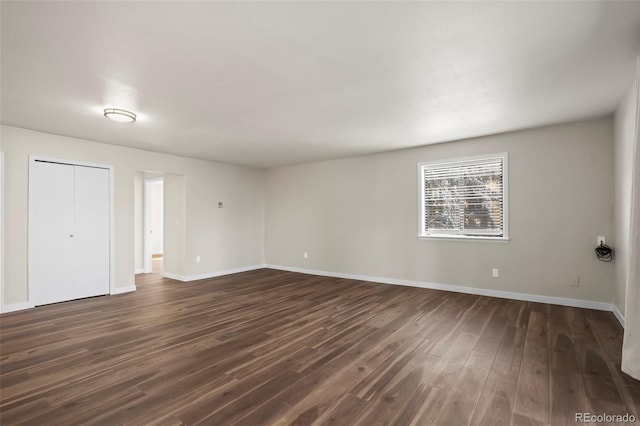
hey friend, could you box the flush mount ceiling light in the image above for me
[104,108,136,123]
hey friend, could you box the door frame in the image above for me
[143,176,164,273]
[28,155,115,303]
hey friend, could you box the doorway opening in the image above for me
[144,176,164,274]
[134,171,184,280]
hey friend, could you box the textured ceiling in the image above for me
[1,1,639,168]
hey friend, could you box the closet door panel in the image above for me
[30,161,75,306]
[74,166,110,298]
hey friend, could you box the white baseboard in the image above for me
[1,301,34,314]
[162,272,184,281]
[1,287,136,313]
[612,304,626,328]
[265,264,617,313]
[111,285,136,295]
[4,266,623,325]
[164,264,267,282]
[134,268,145,274]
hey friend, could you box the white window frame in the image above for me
[417,152,509,242]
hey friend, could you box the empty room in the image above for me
[1,1,639,425]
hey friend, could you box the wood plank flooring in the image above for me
[1,268,638,425]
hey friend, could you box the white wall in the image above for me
[134,172,144,273]
[1,125,265,307]
[0,151,4,311]
[613,77,639,316]
[1,117,620,310]
[149,181,164,255]
[164,173,187,278]
[265,118,615,303]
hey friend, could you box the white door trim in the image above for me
[144,176,163,273]
[28,155,115,300]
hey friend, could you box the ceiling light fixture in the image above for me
[104,108,136,123]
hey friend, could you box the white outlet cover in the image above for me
[492,269,499,277]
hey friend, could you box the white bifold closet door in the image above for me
[30,161,110,306]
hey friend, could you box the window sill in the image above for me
[417,235,510,243]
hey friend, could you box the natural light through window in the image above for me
[418,153,508,240]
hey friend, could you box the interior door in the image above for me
[74,165,110,299]
[30,161,75,306]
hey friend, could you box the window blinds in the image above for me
[422,156,504,237]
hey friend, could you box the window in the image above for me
[418,153,508,240]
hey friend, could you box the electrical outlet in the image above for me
[597,236,605,246]
[492,268,499,278]
[218,201,223,208]
[303,252,308,259]
[196,256,201,263]
[570,275,580,287]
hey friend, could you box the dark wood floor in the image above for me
[1,268,638,425]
